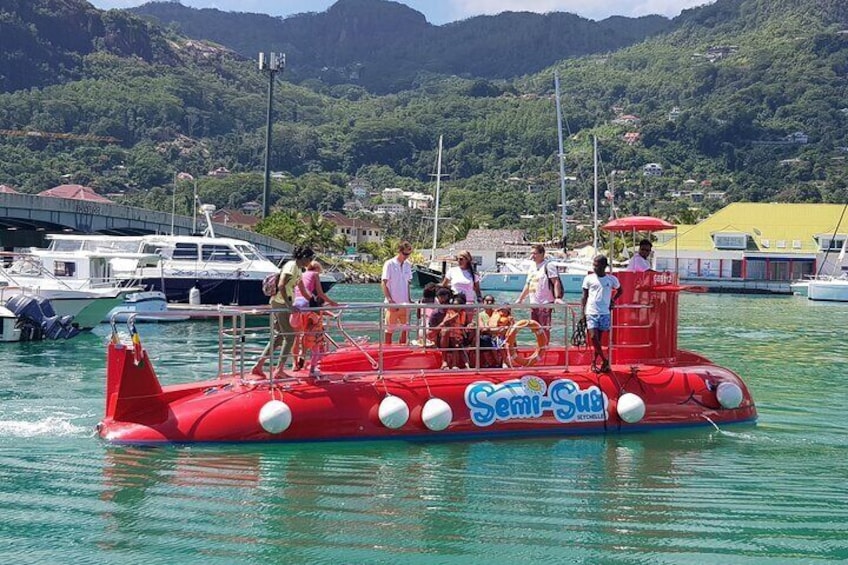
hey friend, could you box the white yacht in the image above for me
[0,251,142,329]
[43,232,285,306]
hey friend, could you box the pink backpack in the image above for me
[262,272,279,297]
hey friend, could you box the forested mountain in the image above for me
[130,0,671,93]
[0,0,846,245]
[0,0,179,92]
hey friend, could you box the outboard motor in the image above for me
[5,295,81,341]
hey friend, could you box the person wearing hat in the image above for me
[441,250,482,303]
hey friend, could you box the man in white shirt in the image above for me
[627,239,653,272]
[381,240,413,344]
[517,244,563,340]
[582,255,621,373]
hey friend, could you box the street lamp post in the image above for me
[258,52,285,219]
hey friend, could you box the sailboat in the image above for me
[478,73,597,294]
[412,135,447,288]
[552,73,599,293]
[807,227,848,301]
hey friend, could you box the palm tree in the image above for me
[450,213,478,243]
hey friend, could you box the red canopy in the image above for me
[602,216,675,233]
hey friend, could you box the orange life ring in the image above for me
[504,319,548,367]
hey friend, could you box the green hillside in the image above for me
[0,0,846,246]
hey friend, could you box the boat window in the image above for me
[172,243,198,261]
[235,245,264,261]
[142,244,171,259]
[50,240,82,252]
[54,261,76,277]
[201,245,241,262]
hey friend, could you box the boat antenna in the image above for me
[200,203,217,238]
[430,135,444,262]
[555,72,568,252]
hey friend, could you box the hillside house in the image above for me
[348,179,371,200]
[643,163,663,176]
[322,212,382,246]
[211,209,259,231]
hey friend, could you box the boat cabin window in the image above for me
[172,243,199,261]
[141,244,170,259]
[201,245,241,262]
[50,240,83,252]
[54,261,76,277]
[235,245,264,261]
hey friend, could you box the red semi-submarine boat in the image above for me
[98,218,757,444]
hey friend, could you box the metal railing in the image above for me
[209,300,656,381]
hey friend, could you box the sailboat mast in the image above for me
[555,72,568,252]
[431,135,443,261]
[593,135,599,252]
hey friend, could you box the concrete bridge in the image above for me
[0,192,291,254]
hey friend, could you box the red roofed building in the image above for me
[0,184,19,194]
[211,209,260,231]
[38,184,113,203]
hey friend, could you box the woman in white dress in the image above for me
[441,250,482,302]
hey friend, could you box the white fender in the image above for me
[378,395,409,429]
[421,398,452,431]
[259,400,292,434]
[617,393,646,424]
[716,382,743,409]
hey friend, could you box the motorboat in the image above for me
[97,218,757,444]
[103,291,190,323]
[478,258,532,291]
[0,251,141,330]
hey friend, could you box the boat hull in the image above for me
[479,272,526,291]
[478,272,586,293]
[411,265,442,288]
[141,277,336,306]
[807,279,848,301]
[98,344,756,444]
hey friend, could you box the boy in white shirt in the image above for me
[581,255,621,373]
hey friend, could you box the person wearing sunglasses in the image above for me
[381,240,414,344]
[441,249,482,303]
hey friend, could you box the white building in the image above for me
[643,163,664,176]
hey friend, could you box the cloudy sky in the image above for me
[88,0,714,24]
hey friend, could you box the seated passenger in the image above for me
[438,294,472,369]
[488,305,516,367]
[476,295,499,368]
[426,287,453,344]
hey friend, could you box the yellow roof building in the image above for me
[655,203,847,255]
[652,203,848,287]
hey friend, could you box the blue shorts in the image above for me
[586,313,611,331]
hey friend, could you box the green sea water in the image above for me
[1,285,846,564]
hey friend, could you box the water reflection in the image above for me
[97,430,752,561]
